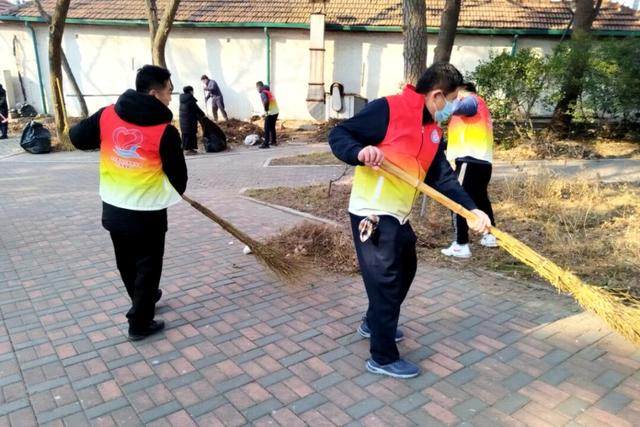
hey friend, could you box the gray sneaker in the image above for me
[357,317,404,342]
[366,359,419,379]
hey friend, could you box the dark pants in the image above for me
[350,213,417,365]
[182,133,197,151]
[110,232,165,330]
[452,160,495,244]
[211,96,228,121]
[264,114,278,146]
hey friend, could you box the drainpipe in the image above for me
[25,22,48,114]
[264,27,271,87]
[306,13,325,120]
[510,34,519,56]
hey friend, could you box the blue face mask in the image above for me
[435,97,457,124]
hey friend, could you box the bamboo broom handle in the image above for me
[379,160,481,224]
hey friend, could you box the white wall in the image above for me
[0,24,47,113]
[0,21,562,120]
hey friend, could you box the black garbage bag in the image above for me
[20,121,51,154]
[199,116,227,153]
[18,103,38,118]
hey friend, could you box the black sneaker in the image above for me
[128,319,165,341]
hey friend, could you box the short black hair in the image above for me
[256,81,264,87]
[183,86,194,94]
[136,65,172,94]
[415,63,464,95]
[463,82,477,93]
[201,75,209,80]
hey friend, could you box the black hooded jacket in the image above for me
[179,92,205,135]
[0,85,7,114]
[70,89,188,234]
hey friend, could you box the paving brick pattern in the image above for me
[1,145,639,426]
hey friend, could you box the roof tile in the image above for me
[4,0,640,32]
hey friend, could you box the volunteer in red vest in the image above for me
[70,65,187,341]
[441,82,497,259]
[328,63,491,379]
[256,81,279,148]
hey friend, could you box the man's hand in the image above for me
[467,209,492,234]
[357,146,384,170]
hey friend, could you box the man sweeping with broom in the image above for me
[70,65,187,341]
[329,63,491,378]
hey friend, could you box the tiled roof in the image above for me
[5,0,640,32]
[0,0,13,14]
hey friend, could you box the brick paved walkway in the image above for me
[1,145,639,427]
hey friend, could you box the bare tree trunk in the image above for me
[152,0,181,68]
[34,0,88,118]
[145,0,159,46]
[402,0,427,84]
[433,0,461,64]
[549,0,602,135]
[49,0,71,146]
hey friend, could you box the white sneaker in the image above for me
[441,242,471,258]
[480,234,498,248]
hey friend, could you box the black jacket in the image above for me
[0,86,7,114]
[328,98,477,212]
[179,93,205,135]
[70,89,188,234]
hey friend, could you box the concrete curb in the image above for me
[237,191,340,227]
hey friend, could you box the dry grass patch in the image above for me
[269,151,341,166]
[247,175,640,294]
[494,138,640,161]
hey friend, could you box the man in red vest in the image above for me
[329,63,491,378]
[256,81,280,148]
[70,65,187,341]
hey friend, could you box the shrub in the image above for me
[469,48,549,142]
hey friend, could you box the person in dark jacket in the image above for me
[201,74,228,121]
[0,83,8,139]
[70,65,187,341]
[179,86,206,155]
[328,63,491,379]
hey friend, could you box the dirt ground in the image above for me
[246,176,640,297]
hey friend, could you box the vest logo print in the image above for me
[113,127,144,160]
[431,129,440,144]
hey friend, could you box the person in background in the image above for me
[441,82,498,258]
[0,83,8,139]
[328,63,491,379]
[201,74,228,122]
[179,85,206,155]
[70,65,187,341]
[256,81,279,149]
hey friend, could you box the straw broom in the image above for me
[380,160,640,346]
[181,194,307,283]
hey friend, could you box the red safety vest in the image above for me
[349,85,441,223]
[99,105,181,211]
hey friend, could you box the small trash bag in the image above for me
[244,134,261,146]
[20,121,51,154]
[199,116,227,152]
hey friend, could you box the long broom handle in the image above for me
[381,159,640,346]
[379,160,481,224]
